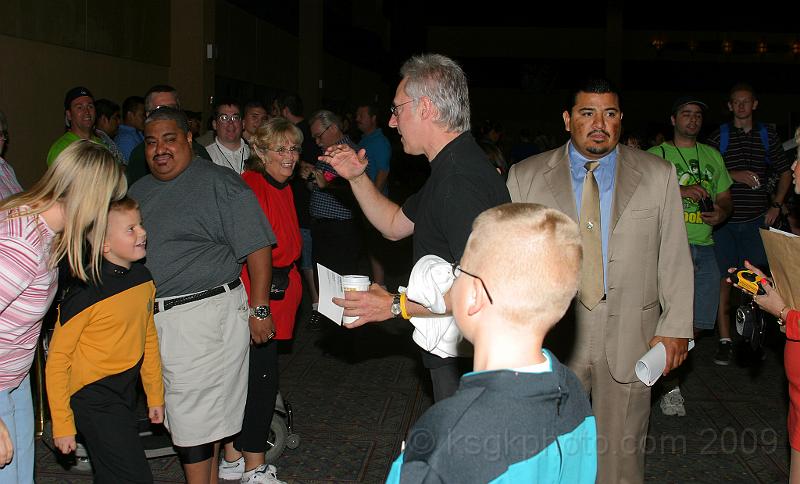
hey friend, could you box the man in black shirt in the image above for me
[324,54,510,401]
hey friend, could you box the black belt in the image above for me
[154,279,241,315]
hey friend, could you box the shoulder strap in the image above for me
[719,123,730,155]
[756,122,771,164]
[660,146,666,158]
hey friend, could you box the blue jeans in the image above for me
[712,216,769,276]
[0,374,33,484]
[691,244,721,330]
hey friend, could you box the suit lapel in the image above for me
[610,146,643,232]
[543,146,578,221]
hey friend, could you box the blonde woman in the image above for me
[0,140,126,483]
[219,117,302,484]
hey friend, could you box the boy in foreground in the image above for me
[387,203,596,483]
[46,197,164,483]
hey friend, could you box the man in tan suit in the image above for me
[507,78,693,484]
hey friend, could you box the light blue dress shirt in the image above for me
[568,142,617,292]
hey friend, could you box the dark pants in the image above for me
[421,351,471,402]
[233,340,279,453]
[311,218,362,276]
[71,362,153,484]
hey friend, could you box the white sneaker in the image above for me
[660,387,686,417]
[242,464,286,484]
[218,456,244,481]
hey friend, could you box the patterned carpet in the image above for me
[34,295,793,483]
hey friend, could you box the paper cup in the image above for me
[342,275,370,324]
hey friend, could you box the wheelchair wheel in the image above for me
[263,413,288,465]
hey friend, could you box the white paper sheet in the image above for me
[635,340,695,386]
[317,263,344,325]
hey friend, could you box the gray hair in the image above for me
[145,106,190,133]
[309,110,343,131]
[400,54,470,132]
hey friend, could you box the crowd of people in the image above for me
[0,51,799,484]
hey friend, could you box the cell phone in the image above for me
[730,269,767,296]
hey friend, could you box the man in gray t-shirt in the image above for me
[129,107,275,481]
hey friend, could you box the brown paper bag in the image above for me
[760,228,800,330]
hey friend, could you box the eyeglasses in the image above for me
[451,263,494,304]
[312,124,331,141]
[216,113,241,123]
[390,99,415,117]
[265,145,302,155]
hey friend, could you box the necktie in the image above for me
[579,161,604,309]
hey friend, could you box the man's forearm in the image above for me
[350,173,407,240]
[774,171,792,204]
[246,247,272,306]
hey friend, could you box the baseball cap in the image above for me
[64,86,94,110]
[671,96,708,114]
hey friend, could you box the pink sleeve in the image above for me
[0,237,39,313]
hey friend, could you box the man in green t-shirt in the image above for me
[648,96,733,416]
[46,86,104,166]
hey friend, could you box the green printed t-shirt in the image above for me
[648,142,733,246]
[46,132,103,166]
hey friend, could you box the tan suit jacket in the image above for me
[507,143,694,383]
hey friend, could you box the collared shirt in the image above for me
[0,157,22,200]
[114,124,144,162]
[310,135,357,220]
[207,138,250,174]
[568,142,617,292]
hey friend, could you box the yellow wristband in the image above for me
[400,292,411,320]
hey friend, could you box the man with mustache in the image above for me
[129,107,275,484]
[507,78,694,484]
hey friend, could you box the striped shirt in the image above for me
[310,135,357,220]
[0,208,57,391]
[706,123,789,223]
[0,157,22,201]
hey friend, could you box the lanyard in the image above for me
[672,143,701,184]
[215,141,245,173]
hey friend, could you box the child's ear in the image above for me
[102,241,111,255]
[466,278,487,317]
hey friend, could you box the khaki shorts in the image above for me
[154,284,250,447]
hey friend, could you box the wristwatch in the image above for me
[390,294,402,317]
[771,202,783,209]
[249,305,271,320]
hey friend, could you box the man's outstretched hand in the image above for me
[321,145,368,181]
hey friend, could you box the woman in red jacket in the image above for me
[746,126,800,483]
[219,117,303,484]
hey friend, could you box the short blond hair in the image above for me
[463,203,582,329]
[246,117,304,173]
[0,140,126,283]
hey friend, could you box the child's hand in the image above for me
[149,406,164,424]
[54,435,76,454]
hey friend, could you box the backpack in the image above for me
[718,122,771,164]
